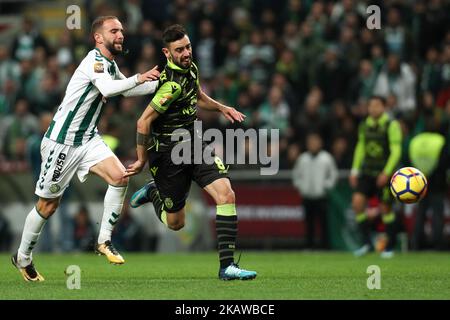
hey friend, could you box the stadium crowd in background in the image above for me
[0,0,449,251]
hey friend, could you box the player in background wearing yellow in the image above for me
[12,16,160,281]
[349,96,402,258]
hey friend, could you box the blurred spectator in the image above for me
[0,45,20,98]
[56,31,75,68]
[256,85,290,138]
[196,19,219,80]
[292,132,338,249]
[373,54,417,116]
[213,72,240,109]
[271,72,299,115]
[0,98,39,160]
[281,0,307,24]
[337,26,361,72]
[315,44,350,105]
[325,100,356,149]
[330,0,366,30]
[0,79,19,117]
[275,49,298,86]
[383,6,413,61]
[370,43,386,75]
[331,135,353,169]
[436,42,450,108]
[11,17,49,61]
[33,71,62,114]
[73,206,95,252]
[420,47,443,96]
[17,58,41,103]
[221,40,241,75]
[293,87,327,145]
[409,119,449,250]
[306,1,328,40]
[239,29,275,84]
[349,59,377,104]
[413,92,447,136]
[123,0,143,34]
[295,21,326,92]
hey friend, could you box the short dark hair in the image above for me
[162,24,187,46]
[370,95,386,106]
[91,16,119,35]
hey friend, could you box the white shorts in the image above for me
[35,135,115,198]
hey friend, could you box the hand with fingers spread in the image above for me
[220,106,246,124]
[137,65,160,84]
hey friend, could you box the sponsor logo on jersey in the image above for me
[159,94,172,106]
[52,152,67,182]
[94,62,104,73]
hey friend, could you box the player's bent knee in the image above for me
[36,198,60,218]
[217,189,235,205]
[111,175,129,187]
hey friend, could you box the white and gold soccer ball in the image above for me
[390,167,428,204]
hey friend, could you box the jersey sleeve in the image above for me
[383,120,402,175]
[81,53,139,97]
[351,122,366,175]
[149,81,182,114]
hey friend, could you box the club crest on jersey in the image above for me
[164,197,173,209]
[49,184,61,193]
[94,62,104,73]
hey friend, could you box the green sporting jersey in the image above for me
[149,60,200,151]
[352,113,402,176]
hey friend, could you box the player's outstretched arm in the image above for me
[121,66,160,97]
[197,86,245,123]
[124,104,160,178]
[93,66,160,98]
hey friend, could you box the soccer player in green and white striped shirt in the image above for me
[11,16,160,281]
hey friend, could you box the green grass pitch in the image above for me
[1,252,449,299]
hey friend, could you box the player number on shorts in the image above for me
[214,156,225,171]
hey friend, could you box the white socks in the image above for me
[97,185,128,244]
[17,207,47,266]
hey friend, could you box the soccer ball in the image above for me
[390,167,428,204]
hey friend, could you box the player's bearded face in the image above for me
[106,39,123,55]
[171,50,192,68]
[100,19,124,55]
[167,36,192,69]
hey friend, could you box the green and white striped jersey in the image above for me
[45,48,148,146]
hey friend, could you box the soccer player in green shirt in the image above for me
[349,96,402,258]
[124,25,256,280]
